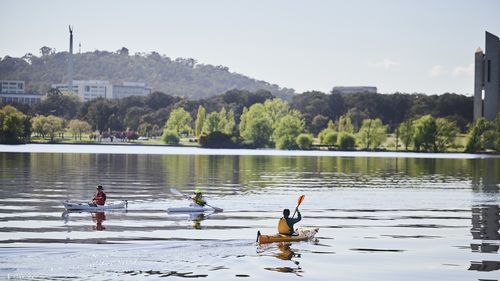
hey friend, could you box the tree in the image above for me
[318,120,336,144]
[398,119,414,151]
[31,115,49,138]
[435,118,459,152]
[165,107,192,135]
[194,105,206,138]
[296,133,313,150]
[0,105,29,144]
[68,119,91,140]
[224,109,236,135]
[239,103,273,147]
[202,111,223,134]
[264,98,290,127]
[357,118,388,150]
[338,112,354,133]
[273,114,305,150]
[311,114,329,136]
[464,118,494,153]
[161,129,180,144]
[45,115,65,142]
[322,131,338,146]
[412,115,437,152]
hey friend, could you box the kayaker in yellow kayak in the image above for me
[192,189,207,207]
[278,208,302,236]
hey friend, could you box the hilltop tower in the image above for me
[68,25,74,91]
[474,31,500,121]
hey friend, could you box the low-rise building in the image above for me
[332,86,377,94]
[52,80,152,101]
[0,80,42,106]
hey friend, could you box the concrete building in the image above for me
[113,82,152,99]
[474,31,500,121]
[0,80,41,106]
[53,80,113,102]
[0,80,25,93]
[52,80,152,101]
[332,86,377,94]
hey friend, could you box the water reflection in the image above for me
[191,213,206,230]
[92,212,106,231]
[469,205,500,273]
[62,211,108,232]
[262,243,302,276]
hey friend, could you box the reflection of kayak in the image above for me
[167,204,214,213]
[63,200,128,211]
[257,228,319,244]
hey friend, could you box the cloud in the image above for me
[452,63,473,77]
[368,58,400,69]
[429,65,445,77]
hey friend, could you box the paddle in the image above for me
[291,195,305,218]
[170,188,223,212]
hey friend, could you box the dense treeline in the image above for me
[0,47,294,99]
[2,88,498,153]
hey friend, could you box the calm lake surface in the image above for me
[0,145,499,280]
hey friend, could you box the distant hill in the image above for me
[0,47,295,99]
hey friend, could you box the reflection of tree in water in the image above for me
[469,205,500,272]
[263,243,303,276]
[471,158,500,193]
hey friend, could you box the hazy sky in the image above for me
[1,0,499,95]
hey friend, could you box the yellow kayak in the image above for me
[257,228,319,244]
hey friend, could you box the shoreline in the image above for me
[1,143,499,159]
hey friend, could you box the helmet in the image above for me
[194,188,202,194]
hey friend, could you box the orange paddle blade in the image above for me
[297,195,305,206]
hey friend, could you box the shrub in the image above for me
[337,132,356,150]
[199,131,235,148]
[322,131,338,146]
[161,129,180,144]
[296,133,313,150]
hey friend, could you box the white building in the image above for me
[0,80,42,106]
[113,82,152,99]
[332,86,377,94]
[53,80,113,102]
[0,80,25,94]
[52,80,152,101]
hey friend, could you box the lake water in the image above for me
[0,145,499,280]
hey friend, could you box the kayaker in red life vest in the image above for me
[91,185,107,206]
[192,189,207,207]
[278,208,301,236]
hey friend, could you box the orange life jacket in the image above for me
[93,191,106,205]
[278,218,292,235]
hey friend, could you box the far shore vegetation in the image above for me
[1,89,500,154]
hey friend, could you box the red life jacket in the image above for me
[94,191,106,205]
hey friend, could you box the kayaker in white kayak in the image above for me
[90,185,107,206]
[278,208,301,236]
[191,189,207,207]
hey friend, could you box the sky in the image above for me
[1,0,499,95]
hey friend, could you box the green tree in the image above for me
[357,118,388,150]
[68,119,91,140]
[161,129,180,144]
[273,114,305,150]
[435,118,459,152]
[337,132,356,150]
[203,111,223,134]
[412,115,437,152]
[296,133,313,150]
[322,131,338,146]
[194,105,206,138]
[45,115,65,142]
[398,119,414,151]
[239,103,273,147]
[464,118,494,153]
[165,107,192,135]
[0,105,28,144]
[224,109,236,135]
[264,98,290,127]
[338,112,354,133]
[31,115,49,138]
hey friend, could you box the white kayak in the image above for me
[63,200,128,211]
[167,204,215,213]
